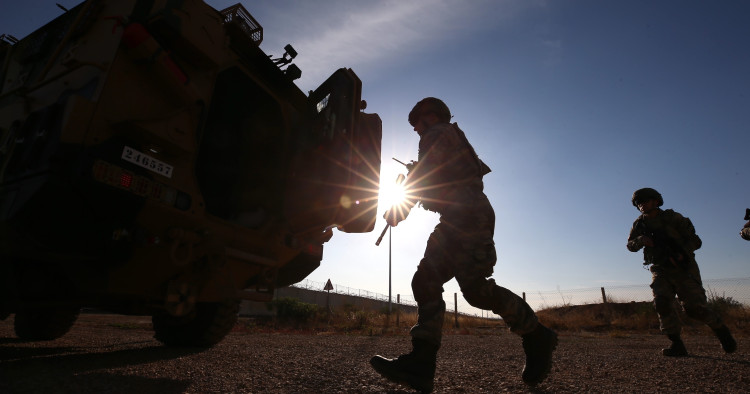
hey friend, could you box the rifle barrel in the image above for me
[392,157,408,167]
[375,223,389,246]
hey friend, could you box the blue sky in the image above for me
[4,1,749,313]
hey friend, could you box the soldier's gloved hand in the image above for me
[405,161,417,175]
[627,235,651,252]
[636,235,654,248]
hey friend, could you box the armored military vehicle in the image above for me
[0,0,382,346]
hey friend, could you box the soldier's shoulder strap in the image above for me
[658,209,702,250]
[665,209,702,250]
[452,122,491,176]
[661,209,687,227]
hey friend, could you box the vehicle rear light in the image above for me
[120,172,133,188]
[145,236,161,245]
[92,159,190,210]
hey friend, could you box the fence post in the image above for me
[522,292,526,301]
[454,293,459,328]
[396,294,400,327]
[601,287,607,304]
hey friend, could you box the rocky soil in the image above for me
[1,314,748,393]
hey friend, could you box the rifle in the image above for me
[645,227,691,269]
[392,157,416,174]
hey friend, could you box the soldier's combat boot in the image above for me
[712,325,737,354]
[662,334,688,357]
[521,323,558,386]
[370,339,438,393]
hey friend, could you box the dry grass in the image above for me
[536,300,750,337]
[238,300,506,335]
[239,297,750,337]
[536,301,659,332]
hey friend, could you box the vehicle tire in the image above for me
[152,300,240,347]
[14,307,80,340]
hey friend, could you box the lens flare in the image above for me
[379,181,407,208]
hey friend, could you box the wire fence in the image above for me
[293,279,418,308]
[292,277,750,317]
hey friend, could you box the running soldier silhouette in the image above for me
[627,187,736,357]
[370,98,557,392]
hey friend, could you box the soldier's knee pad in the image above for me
[412,270,443,304]
[460,280,496,310]
[418,299,446,316]
[462,289,490,310]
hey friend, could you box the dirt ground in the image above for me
[1,314,748,393]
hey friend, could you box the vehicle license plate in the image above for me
[121,146,174,178]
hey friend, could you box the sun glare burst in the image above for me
[379,181,407,209]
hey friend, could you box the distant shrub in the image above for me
[269,297,319,323]
[349,310,371,329]
[706,289,744,315]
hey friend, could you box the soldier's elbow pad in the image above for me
[741,227,750,241]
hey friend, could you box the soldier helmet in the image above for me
[408,97,451,126]
[632,188,663,207]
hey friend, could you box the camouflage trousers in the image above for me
[410,195,538,347]
[649,262,723,335]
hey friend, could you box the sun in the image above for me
[379,177,407,209]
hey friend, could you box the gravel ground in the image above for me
[1,314,748,393]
